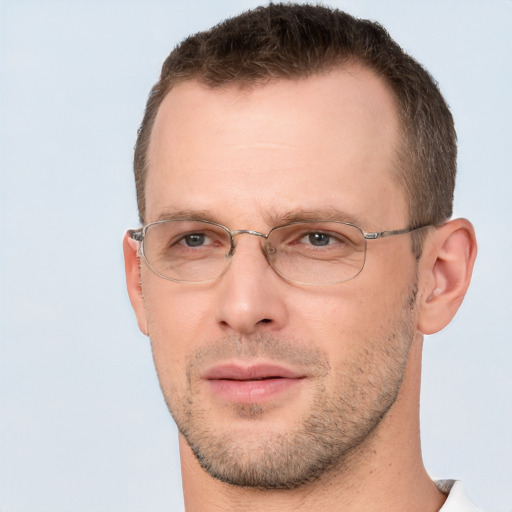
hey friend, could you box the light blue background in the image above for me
[1,1,510,511]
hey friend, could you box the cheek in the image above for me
[141,277,214,376]
[292,269,415,357]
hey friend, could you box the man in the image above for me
[123,4,479,511]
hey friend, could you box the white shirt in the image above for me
[437,480,483,512]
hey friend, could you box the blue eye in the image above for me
[300,232,347,247]
[307,233,332,246]
[182,233,208,247]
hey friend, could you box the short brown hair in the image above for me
[134,3,456,247]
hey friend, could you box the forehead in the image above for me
[146,66,407,229]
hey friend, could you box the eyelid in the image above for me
[270,223,360,250]
[178,232,210,244]
[300,231,348,245]
[178,227,233,248]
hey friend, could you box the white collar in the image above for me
[436,480,483,512]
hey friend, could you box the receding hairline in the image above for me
[142,62,410,223]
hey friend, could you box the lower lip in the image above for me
[207,378,303,403]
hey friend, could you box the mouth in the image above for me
[203,363,307,404]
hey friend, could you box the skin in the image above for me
[124,65,477,511]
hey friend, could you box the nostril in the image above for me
[259,318,272,324]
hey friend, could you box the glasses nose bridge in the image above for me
[231,228,268,240]
[228,229,269,257]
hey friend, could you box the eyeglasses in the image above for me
[129,219,429,285]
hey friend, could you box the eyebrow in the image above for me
[156,209,217,222]
[155,208,368,229]
[269,209,367,227]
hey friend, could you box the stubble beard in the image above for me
[157,286,417,490]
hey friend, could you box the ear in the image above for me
[123,231,149,336]
[417,218,477,335]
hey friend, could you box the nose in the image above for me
[214,233,288,335]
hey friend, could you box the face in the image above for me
[132,67,421,488]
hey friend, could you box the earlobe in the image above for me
[417,219,477,335]
[123,231,149,336]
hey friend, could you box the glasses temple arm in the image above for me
[364,224,431,240]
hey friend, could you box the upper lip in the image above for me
[203,362,306,381]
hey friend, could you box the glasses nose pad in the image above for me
[226,237,237,257]
[264,242,278,262]
[216,251,234,279]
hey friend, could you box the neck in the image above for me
[180,338,446,512]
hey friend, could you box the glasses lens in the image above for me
[267,222,366,284]
[142,220,231,282]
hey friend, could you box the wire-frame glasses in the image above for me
[129,219,429,285]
